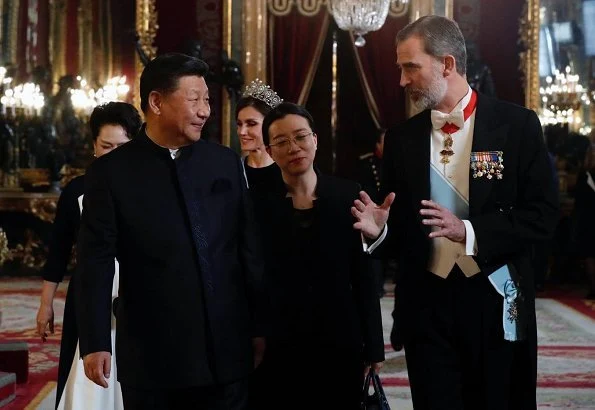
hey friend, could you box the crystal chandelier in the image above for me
[329,0,391,47]
[539,66,590,131]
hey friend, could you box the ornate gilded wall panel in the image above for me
[49,0,66,89]
[519,0,540,111]
[134,0,158,110]
[222,0,232,147]
[243,0,267,83]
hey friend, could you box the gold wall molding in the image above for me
[78,0,93,82]
[222,0,232,147]
[0,228,10,266]
[134,0,158,111]
[519,0,540,111]
[389,0,409,17]
[49,0,66,90]
[0,193,59,223]
[242,0,267,83]
[445,0,453,18]
[268,0,325,17]
[8,0,20,66]
[409,0,433,21]
[103,0,113,81]
[0,1,4,55]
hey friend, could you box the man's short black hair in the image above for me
[261,102,315,146]
[89,102,142,141]
[140,52,210,113]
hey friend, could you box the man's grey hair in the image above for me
[396,15,467,76]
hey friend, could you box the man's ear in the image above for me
[148,91,162,115]
[443,55,457,77]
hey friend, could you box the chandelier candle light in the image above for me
[539,65,589,129]
[329,0,390,47]
[71,75,131,117]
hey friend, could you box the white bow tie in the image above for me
[431,108,465,130]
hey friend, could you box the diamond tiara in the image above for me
[241,79,283,108]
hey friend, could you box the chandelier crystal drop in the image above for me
[329,0,391,47]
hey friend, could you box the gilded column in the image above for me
[221,0,232,147]
[409,0,433,22]
[78,0,93,82]
[431,0,453,18]
[444,0,453,18]
[8,0,20,66]
[104,0,113,81]
[519,0,540,111]
[50,0,66,90]
[409,0,452,20]
[242,0,266,83]
[331,30,338,174]
[134,0,158,112]
[0,1,4,57]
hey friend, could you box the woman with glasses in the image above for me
[236,79,284,194]
[249,102,385,409]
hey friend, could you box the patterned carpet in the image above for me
[381,294,595,409]
[1,278,595,409]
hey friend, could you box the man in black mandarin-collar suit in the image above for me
[76,53,266,409]
[352,16,558,410]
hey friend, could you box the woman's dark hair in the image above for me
[89,102,142,141]
[234,96,273,119]
[140,52,210,113]
[261,102,315,146]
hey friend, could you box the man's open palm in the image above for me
[352,191,395,239]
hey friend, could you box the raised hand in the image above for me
[352,191,395,240]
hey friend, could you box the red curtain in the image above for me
[269,9,329,104]
[476,0,524,106]
[35,0,50,70]
[110,0,135,91]
[16,0,29,81]
[17,0,50,81]
[155,0,198,54]
[352,15,408,129]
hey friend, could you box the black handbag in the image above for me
[361,369,391,410]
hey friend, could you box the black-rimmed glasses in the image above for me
[268,132,314,150]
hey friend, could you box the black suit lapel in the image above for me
[315,174,340,248]
[403,112,432,237]
[469,94,510,215]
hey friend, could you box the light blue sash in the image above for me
[488,265,526,341]
[430,164,525,342]
[430,164,468,218]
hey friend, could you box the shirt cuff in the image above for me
[362,224,388,254]
[462,219,478,255]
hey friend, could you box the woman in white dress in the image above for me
[35,102,142,410]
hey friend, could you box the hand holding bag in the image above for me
[361,368,391,410]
